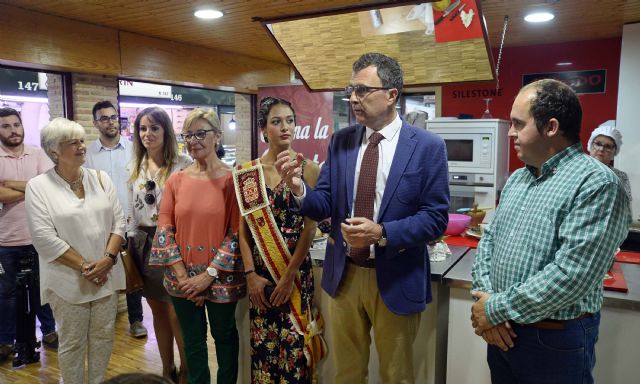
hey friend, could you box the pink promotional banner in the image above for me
[257,85,334,166]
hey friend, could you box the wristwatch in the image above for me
[105,252,117,265]
[206,266,218,278]
[377,224,388,247]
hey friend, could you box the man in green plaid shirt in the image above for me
[471,79,631,383]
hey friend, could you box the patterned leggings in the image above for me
[48,292,118,384]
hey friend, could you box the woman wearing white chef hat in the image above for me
[588,120,632,202]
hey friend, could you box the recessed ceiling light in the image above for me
[194,9,223,19]
[524,12,554,23]
[556,62,573,66]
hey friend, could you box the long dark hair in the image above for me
[129,107,179,185]
[258,97,296,129]
[257,97,296,143]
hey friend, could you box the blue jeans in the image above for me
[0,245,56,344]
[487,312,600,384]
[126,290,143,324]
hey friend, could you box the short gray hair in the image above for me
[352,52,404,99]
[40,117,86,161]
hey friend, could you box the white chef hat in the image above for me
[587,120,622,156]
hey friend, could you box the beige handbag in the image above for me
[120,248,144,294]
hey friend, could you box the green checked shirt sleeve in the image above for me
[471,203,498,294]
[472,144,631,326]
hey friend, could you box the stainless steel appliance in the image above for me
[427,119,510,221]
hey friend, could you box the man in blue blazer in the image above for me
[276,53,449,383]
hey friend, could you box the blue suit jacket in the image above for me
[301,120,449,315]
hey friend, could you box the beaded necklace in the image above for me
[55,167,84,193]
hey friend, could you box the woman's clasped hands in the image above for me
[81,256,114,287]
[177,273,213,306]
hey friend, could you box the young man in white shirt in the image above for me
[84,100,147,338]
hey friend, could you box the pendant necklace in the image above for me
[55,166,84,193]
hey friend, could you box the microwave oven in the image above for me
[426,119,510,176]
[429,128,495,174]
[426,119,510,217]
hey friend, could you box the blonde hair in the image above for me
[182,108,221,135]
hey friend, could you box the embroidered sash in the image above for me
[233,159,324,366]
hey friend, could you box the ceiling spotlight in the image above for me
[524,12,554,23]
[194,9,223,19]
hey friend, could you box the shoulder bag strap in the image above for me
[95,169,105,192]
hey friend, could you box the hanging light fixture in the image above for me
[228,115,236,130]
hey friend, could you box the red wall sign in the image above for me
[441,38,621,173]
[522,69,607,94]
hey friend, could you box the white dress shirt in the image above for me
[351,114,402,222]
[296,114,402,257]
[25,167,126,305]
[85,136,133,211]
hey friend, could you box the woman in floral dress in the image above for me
[238,97,320,383]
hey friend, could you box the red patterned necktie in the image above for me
[350,132,384,262]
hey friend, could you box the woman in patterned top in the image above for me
[150,108,245,384]
[127,107,191,383]
[238,97,320,383]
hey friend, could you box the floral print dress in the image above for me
[249,176,315,384]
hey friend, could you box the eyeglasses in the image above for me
[592,141,616,152]
[180,129,215,141]
[96,115,119,123]
[344,85,391,98]
[144,180,156,205]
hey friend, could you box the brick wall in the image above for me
[72,73,118,142]
[45,74,65,119]
[234,93,253,164]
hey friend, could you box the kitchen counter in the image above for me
[430,245,469,281]
[442,249,640,310]
[310,244,469,281]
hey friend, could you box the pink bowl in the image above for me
[445,213,471,235]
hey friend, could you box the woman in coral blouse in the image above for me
[150,108,245,384]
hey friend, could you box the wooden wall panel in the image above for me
[0,5,120,74]
[119,32,291,93]
[0,4,291,93]
[3,0,640,72]
[0,0,390,64]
